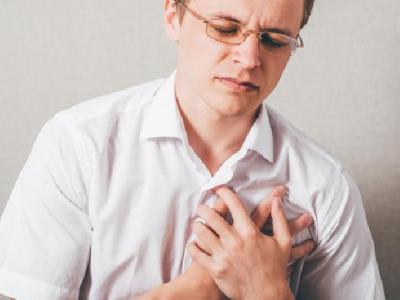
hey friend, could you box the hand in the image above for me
[165,199,229,300]
[137,262,226,300]
[137,199,229,300]
[189,186,294,300]
[205,186,315,281]
[170,262,225,300]
[251,186,315,277]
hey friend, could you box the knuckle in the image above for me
[188,243,198,257]
[198,205,210,220]
[282,238,292,251]
[243,227,258,241]
[193,221,206,236]
[202,208,216,225]
[228,237,244,251]
[213,261,228,278]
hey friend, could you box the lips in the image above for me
[217,77,259,93]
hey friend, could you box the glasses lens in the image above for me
[206,19,243,44]
[259,32,294,56]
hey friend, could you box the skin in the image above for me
[0,1,312,299]
[139,187,314,300]
[165,0,304,173]
[190,186,293,300]
[138,0,311,298]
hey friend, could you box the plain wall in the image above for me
[0,0,399,298]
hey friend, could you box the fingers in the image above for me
[188,242,213,271]
[192,221,222,255]
[252,185,287,229]
[198,204,231,238]
[251,198,272,230]
[289,239,315,263]
[271,197,291,250]
[214,186,252,230]
[288,213,313,236]
[269,185,287,198]
[212,197,229,218]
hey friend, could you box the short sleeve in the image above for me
[0,116,92,300]
[298,171,385,300]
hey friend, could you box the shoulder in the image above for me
[266,105,344,186]
[46,77,166,153]
[56,77,165,129]
[266,106,363,242]
[266,105,352,221]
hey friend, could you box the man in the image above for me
[0,0,384,299]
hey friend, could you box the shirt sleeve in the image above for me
[0,115,92,300]
[298,170,385,300]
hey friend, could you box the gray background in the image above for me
[0,0,399,299]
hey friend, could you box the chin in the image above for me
[205,97,257,118]
[223,93,261,115]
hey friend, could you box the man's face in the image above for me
[168,0,304,118]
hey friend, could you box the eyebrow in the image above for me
[265,27,294,37]
[210,12,243,23]
[209,12,294,37]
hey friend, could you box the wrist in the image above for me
[136,281,179,300]
[273,281,294,300]
[243,279,292,300]
[171,268,222,300]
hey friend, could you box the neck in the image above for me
[175,78,258,175]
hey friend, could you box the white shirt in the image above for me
[0,71,384,299]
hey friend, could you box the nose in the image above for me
[232,33,262,69]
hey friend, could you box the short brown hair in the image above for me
[175,0,315,30]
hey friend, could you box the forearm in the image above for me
[137,270,223,300]
[136,281,181,300]
[244,281,293,300]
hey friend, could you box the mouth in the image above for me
[217,77,259,93]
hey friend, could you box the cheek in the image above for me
[180,38,227,82]
[258,58,289,96]
[266,58,288,84]
[193,41,228,71]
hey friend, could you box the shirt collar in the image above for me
[140,71,274,163]
[140,70,183,140]
[240,103,274,163]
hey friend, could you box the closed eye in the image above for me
[212,25,239,35]
[260,32,287,48]
[208,19,241,36]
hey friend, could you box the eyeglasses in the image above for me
[174,0,304,57]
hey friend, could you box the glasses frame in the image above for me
[174,0,304,57]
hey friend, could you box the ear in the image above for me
[164,0,181,42]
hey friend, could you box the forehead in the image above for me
[191,0,304,35]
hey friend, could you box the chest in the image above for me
[81,145,314,298]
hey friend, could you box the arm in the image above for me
[138,186,314,300]
[298,171,385,300]
[137,263,224,300]
[137,193,231,300]
[0,117,92,299]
